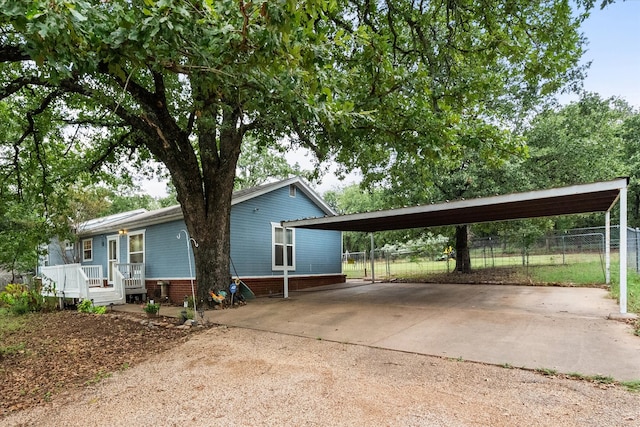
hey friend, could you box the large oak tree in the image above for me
[1,0,596,298]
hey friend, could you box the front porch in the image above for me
[40,263,146,306]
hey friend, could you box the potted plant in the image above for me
[143,302,160,317]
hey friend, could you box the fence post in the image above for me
[605,211,610,284]
[386,251,390,277]
[489,237,494,268]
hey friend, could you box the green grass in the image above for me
[0,307,28,336]
[84,369,112,386]
[609,270,640,314]
[0,342,26,357]
[0,307,29,357]
[344,252,612,280]
[621,380,640,392]
[535,367,558,376]
[526,260,608,285]
[345,253,640,315]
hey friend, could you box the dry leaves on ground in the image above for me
[0,310,209,416]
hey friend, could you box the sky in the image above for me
[565,0,640,108]
[141,2,640,197]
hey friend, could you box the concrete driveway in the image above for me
[207,281,640,381]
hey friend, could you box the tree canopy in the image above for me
[0,0,599,296]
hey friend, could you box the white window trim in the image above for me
[289,184,297,198]
[82,238,93,262]
[127,229,146,264]
[64,240,74,251]
[272,223,295,271]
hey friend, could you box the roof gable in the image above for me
[78,177,335,236]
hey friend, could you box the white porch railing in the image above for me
[40,264,86,299]
[115,263,146,295]
[80,265,103,287]
[40,263,130,305]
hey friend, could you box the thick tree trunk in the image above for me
[183,179,235,304]
[115,70,246,307]
[138,91,243,305]
[455,225,472,273]
[171,129,241,305]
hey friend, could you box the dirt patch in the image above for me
[0,310,209,416]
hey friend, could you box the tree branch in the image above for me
[0,45,30,62]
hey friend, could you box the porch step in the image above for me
[89,287,125,306]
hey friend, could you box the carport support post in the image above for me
[605,211,611,284]
[619,187,628,314]
[370,233,375,284]
[283,226,289,299]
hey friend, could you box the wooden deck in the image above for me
[40,263,146,306]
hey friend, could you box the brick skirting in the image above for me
[144,274,346,304]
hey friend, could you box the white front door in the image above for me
[107,236,119,285]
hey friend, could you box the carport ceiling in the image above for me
[282,178,628,232]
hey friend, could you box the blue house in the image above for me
[39,177,345,305]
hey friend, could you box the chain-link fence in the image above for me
[343,226,640,284]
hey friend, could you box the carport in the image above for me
[282,178,631,314]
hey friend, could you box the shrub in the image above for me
[0,283,51,315]
[142,302,160,314]
[77,299,106,315]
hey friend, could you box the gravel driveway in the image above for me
[3,325,639,427]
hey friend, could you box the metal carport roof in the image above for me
[281,177,631,315]
[282,178,628,232]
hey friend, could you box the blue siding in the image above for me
[48,183,341,279]
[91,237,107,268]
[143,220,193,278]
[46,238,70,266]
[79,235,109,273]
[230,185,341,276]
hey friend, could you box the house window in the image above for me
[82,239,93,262]
[272,223,295,270]
[64,241,74,251]
[128,231,145,264]
[289,184,296,197]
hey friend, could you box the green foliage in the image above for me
[527,262,607,285]
[0,283,52,315]
[0,307,27,337]
[235,137,314,190]
[0,342,26,358]
[621,380,640,392]
[621,112,640,226]
[0,0,604,293]
[607,270,640,314]
[77,299,106,315]
[535,367,558,376]
[523,94,631,189]
[84,369,112,386]
[142,302,160,315]
[381,234,449,261]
